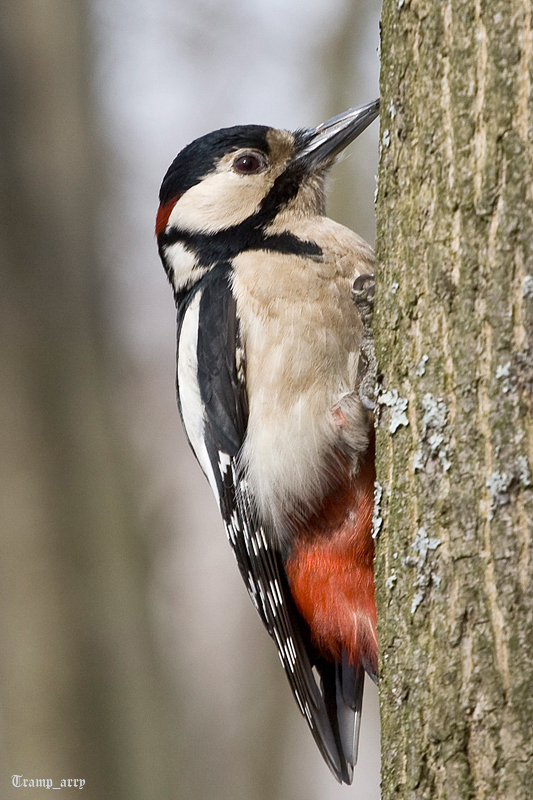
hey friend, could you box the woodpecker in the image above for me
[156,100,379,784]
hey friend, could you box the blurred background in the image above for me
[0,1,380,797]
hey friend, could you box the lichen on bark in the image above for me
[375,0,533,797]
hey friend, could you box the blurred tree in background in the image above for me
[0,4,177,798]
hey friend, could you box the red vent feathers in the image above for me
[286,451,378,674]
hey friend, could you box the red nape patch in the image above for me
[286,448,378,675]
[155,195,181,237]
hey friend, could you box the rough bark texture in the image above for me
[375,0,533,798]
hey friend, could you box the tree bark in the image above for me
[375,0,533,797]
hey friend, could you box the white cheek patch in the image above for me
[168,169,269,233]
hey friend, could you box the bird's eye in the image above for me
[233,152,267,175]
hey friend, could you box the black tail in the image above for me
[319,649,365,784]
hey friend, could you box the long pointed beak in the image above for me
[294,99,380,167]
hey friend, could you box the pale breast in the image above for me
[231,216,373,536]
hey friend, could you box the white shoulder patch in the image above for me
[177,290,219,500]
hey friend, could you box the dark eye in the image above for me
[233,152,267,175]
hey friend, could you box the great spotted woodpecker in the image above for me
[156,100,379,784]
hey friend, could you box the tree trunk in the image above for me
[375,0,533,797]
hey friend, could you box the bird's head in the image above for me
[156,100,379,295]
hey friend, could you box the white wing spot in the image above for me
[218,451,232,476]
[266,589,277,617]
[273,628,285,662]
[284,642,295,672]
[257,579,269,614]
[269,580,280,607]
[287,636,297,664]
[224,523,234,544]
[293,688,305,715]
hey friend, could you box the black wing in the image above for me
[176,265,362,783]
